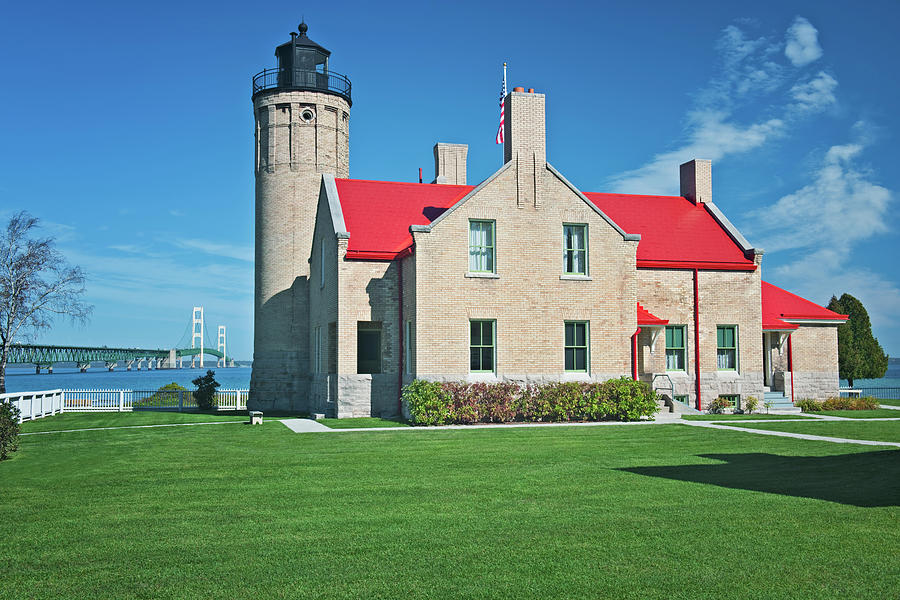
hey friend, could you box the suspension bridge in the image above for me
[6,307,236,373]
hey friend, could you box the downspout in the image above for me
[397,258,404,416]
[631,327,642,381]
[788,334,794,405]
[693,268,702,411]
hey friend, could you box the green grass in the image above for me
[724,420,900,444]
[1,414,898,599]
[318,416,411,429]
[682,414,812,421]
[812,409,900,419]
[876,398,900,407]
[20,411,250,433]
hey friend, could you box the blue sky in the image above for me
[1,0,898,359]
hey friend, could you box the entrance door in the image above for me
[762,333,771,387]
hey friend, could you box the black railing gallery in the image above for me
[252,68,352,104]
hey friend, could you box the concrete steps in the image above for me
[764,391,803,414]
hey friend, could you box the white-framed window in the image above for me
[563,223,588,275]
[469,220,495,273]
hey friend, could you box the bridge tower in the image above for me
[250,21,351,412]
[192,306,204,368]
[217,326,227,368]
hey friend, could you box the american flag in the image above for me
[495,63,507,144]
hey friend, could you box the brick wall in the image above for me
[791,324,841,400]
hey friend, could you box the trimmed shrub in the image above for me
[743,396,759,415]
[403,379,451,426]
[191,370,220,411]
[0,401,21,461]
[403,378,657,425]
[708,396,733,414]
[800,396,879,412]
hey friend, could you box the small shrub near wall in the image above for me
[403,377,658,426]
[0,402,21,461]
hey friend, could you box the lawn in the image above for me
[814,409,900,419]
[19,411,250,433]
[682,414,812,421]
[318,416,411,429]
[876,398,900,407]
[1,414,898,599]
[724,419,900,444]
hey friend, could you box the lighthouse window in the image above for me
[301,108,316,123]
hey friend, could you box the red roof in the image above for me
[333,179,755,269]
[761,281,847,330]
[335,179,473,260]
[637,302,668,326]
[583,193,756,270]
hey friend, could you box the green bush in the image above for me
[744,396,760,415]
[403,378,657,425]
[708,396,733,414]
[0,402,21,461]
[402,379,451,425]
[799,396,879,412]
[191,370,220,411]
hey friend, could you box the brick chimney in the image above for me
[433,143,467,185]
[503,88,546,208]
[680,159,712,204]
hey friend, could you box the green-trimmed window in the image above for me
[716,325,738,370]
[720,394,741,411]
[470,320,495,372]
[665,325,686,371]
[469,220,495,273]
[563,224,587,275]
[674,395,689,405]
[564,321,589,372]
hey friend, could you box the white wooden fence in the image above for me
[1,389,249,422]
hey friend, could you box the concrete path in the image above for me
[681,419,900,448]
[280,418,332,432]
[279,415,684,433]
[879,404,900,410]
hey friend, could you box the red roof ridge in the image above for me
[335,177,473,190]
[585,191,687,201]
[761,281,848,323]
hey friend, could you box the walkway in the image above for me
[681,419,900,448]
[279,415,684,433]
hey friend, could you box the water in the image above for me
[839,357,900,389]
[3,365,252,393]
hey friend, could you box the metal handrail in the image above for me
[251,67,352,104]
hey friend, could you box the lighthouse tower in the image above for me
[249,22,351,411]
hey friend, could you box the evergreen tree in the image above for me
[827,294,889,387]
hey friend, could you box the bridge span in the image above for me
[7,344,236,373]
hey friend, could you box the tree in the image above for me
[192,370,220,411]
[827,293,889,387]
[0,212,91,393]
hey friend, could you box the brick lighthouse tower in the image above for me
[249,22,351,411]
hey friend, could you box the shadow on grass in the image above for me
[619,450,900,507]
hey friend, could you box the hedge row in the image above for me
[796,397,878,412]
[403,378,658,426]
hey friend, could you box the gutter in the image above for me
[788,335,795,405]
[693,268,702,411]
[397,258,404,416]
[631,328,641,381]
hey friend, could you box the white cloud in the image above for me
[606,18,834,194]
[790,71,838,113]
[749,139,897,334]
[608,111,784,194]
[751,142,891,253]
[784,16,823,67]
[176,239,253,262]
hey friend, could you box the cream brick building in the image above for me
[250,24,847,417]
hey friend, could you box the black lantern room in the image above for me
[252,22,352,105]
